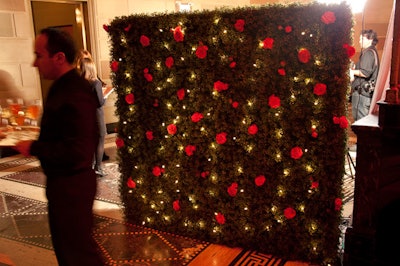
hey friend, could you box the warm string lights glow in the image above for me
[107,3,352,264]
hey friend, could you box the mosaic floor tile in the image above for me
[0,192,209,265]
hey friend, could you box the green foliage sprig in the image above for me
[107,2,353,264]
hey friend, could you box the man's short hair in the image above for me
[40,27,77,64]
[361,29,379,46]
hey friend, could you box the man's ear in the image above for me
[54,52,66,64]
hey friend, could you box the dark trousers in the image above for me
[46,170,104,266]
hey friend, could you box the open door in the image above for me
[31,0,90,101]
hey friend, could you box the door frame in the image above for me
[30,0,99,99]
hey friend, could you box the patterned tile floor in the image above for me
[0,191,209,265]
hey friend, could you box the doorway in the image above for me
[31,0,91,101]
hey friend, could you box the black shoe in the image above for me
[102,153,110,161]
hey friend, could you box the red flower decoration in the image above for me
[153,99,159,107]
[216,132,227,145]
[268,94,281,108]
[196,43,208,59]
[191,112,203,123]
[285,25,292,33]
[173,26,184,42]
[262,37,274,49]
[185,145,196,156]
[335,198,342,211]
[127,177,136,188]
[110,61,119,72]
[140,35,150,47]
[290,146,303,160]
[227,182,238,197]
[343,44,356,58]
[215,213,226,225]
[311,181,319,189]
[284,207,296,219]
[165,56,174,68]
[333,116,340,124]
[201,171,210,178]
[234,19,245,32]
[146,131,153,140]
[321,11,336,25]
[124,24,131,32]
[102,24,109,32]
[311,131,318,138]
[125,93,134,104]
[229,61,236,68]
[313,83,327,96]
[152,166,164,176]
[333,116,349,129]
[232,101,239,108]
[177,88,185,100]
[167,124,177,135]
[248,124,258,135]
[298,48,311,63]
[143,68,153,82]
[116,137,124,148]
[339,116,349,129]
[278,68,286,76]
[255,175,266,187]
[214,80,229,92]
[173,200,180,211]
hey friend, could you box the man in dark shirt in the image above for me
[350,29,380,121]
[15,27,104,265]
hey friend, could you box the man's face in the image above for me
[359,35,372,49]
[33,34,58,80]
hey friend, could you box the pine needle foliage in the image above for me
[106,2,353,264]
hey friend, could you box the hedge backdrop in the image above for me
[105,2,353,264]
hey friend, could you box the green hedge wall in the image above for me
[106,2,353,264]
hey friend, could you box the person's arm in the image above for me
[355,50,376,78]
[94,79,106,106]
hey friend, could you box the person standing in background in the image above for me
[350,29,380,121]
[14,27,104,265]
[76,49,110,162]
[78,57,108,177]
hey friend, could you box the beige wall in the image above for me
[0,0,39,106]
[0,0,395,124]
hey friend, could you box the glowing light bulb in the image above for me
[283,169,290,176]
[198,220,205,228]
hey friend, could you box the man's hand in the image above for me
[14,140,33,157]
